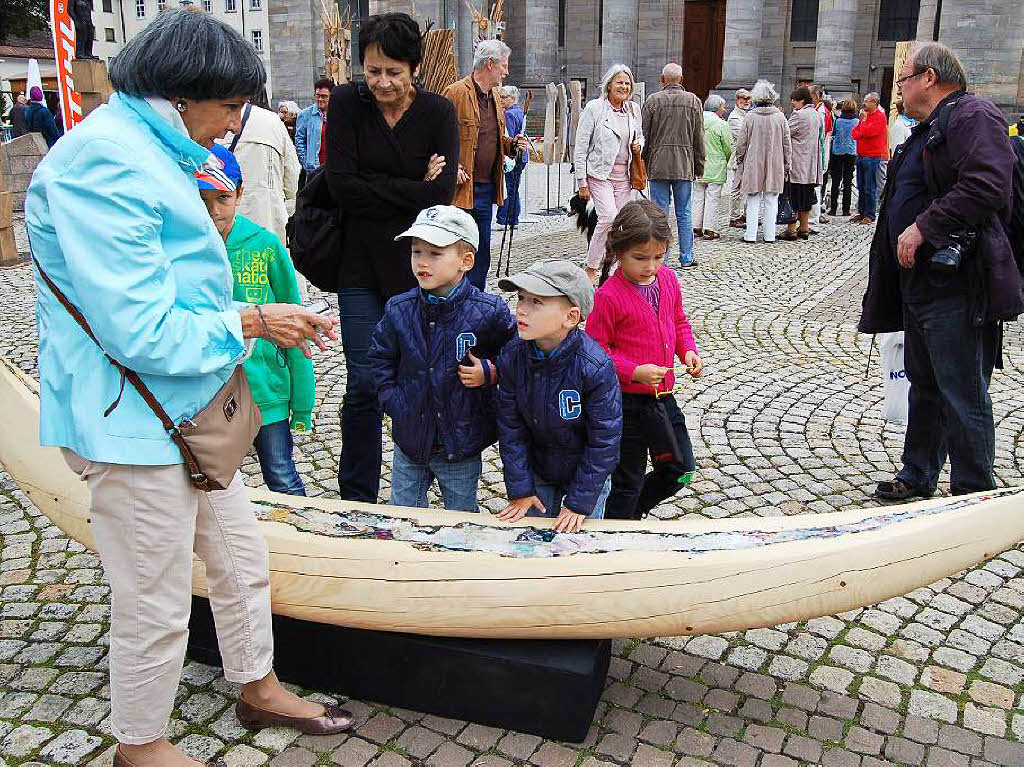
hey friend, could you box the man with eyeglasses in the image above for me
[859,42,1021,502]
[296,78,334,179]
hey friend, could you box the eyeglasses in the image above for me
[895,70,926,89]
[653,366,691,399]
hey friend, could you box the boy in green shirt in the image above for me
[199,144,314,495]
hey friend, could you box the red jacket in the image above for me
[852,109,888,157]
[586,267,698,396]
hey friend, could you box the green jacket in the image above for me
[699,111,733,185]
[226,215,315,431]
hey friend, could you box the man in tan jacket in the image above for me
[642,63,705,268]
[444,39,527,289]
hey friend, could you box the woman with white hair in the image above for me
[692,94,732,239]
[573,64,645,280]
[734,79,792,243]
[278,99,299,142]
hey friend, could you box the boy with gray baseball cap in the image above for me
[493,259,622,533]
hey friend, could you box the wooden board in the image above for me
[3,357,1024,639]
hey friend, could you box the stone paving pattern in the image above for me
[2,211,1024,766]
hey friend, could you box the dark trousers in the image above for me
[897,293,998,496]
[496,165,524,226]
[606,394,696,520]
[466,181,495,290]
[336,287,385,502]
[856,156,881,219]
[253,419,306,496]
[828,154,856,215]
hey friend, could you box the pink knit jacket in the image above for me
[586,267,699,396]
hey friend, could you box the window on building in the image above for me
[790,0,819,42]
[136,0,145,17]
[102,0,112,11]
[250,0,261,9]
[877,0,921,41]
[597,0,603,45]
[558,0,566,47]
[104,27,116,41]
[251,29,263,52]
[202,0,211,10]
[225,0,236,10]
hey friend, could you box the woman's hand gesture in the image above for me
[242,304,339,359]
[424,154,446,181]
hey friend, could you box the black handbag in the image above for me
[287,165,343,292]
[776,183,797,225]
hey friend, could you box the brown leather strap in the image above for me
[33,257,207,481]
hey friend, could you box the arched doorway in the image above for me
[682,0,726,100]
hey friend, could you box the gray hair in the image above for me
[278,100,300,116]
[110,9,265,100]
[704,94,726,113]
[750,79,779,105]
[661,63,683,80]
[912,42,968,90]
[864,92,881,103]
[735,88,752,100]
[810,84,825,97]
[472,39,511,73]
[500,85,520,102]
[600,64,635,99]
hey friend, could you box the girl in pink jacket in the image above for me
[586,200,704,519]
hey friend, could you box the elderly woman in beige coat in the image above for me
[734,79,792,243]
[779,86,823,240]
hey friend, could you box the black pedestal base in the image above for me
[186,597,609,742]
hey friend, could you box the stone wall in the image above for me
[0,134,48,212]
[268,0,327,107]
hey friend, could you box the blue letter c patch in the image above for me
[559,389,582,420]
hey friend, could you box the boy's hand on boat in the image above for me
[497,496,543,523]
[632,364,668,386]
[552,507,586,533]
[684,351,703,378]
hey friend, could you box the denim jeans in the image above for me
[390,446,481,511]
[897,293,998,496]
[466,182,495,290]
[649,179,694,265]
[253,419,306,496]
[495,165,524,226]
[526,475,611,519]
[606,394,696,520]
[856,156,881,219]
[336,288,385,502]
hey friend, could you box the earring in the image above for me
[176,101,186,113]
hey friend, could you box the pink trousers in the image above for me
[585,175,633,269]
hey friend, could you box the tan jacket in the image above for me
[734,106,792,196]
[443,75,515,208]
[787,105,823,185]
[641,84,705,181]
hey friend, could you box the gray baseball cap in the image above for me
[395,205,479,251]
[498,259,595,319]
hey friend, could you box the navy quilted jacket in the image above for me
[369,280,516,464]
[495,330,622,514]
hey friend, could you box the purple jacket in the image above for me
[859,91,1022,333]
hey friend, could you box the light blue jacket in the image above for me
[832,116,859,156]
[295,103,324,172]
[26,93,247,465]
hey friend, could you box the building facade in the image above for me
[269,0,1023,118]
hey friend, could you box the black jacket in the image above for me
[326,83,459,298]
[859,92,1022,333]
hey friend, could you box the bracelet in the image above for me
[254,304,275,343]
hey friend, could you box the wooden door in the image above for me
[683,0,726,101]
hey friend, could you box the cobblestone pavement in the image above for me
[3,210,1024,767]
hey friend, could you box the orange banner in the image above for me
[49,0,84,132]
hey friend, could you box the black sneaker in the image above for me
[874,478,934,502]
[680,260,699,270]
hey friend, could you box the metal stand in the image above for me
[536,161,567,216]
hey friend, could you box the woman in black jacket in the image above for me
[326,12,459,503]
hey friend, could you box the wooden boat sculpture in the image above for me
[2,357,1023,640]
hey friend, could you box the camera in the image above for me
[929,229,976,274]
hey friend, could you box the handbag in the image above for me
[776,183,797,225]
[287,164,343,292]
[628,102,647,191]
[34,258,262,491]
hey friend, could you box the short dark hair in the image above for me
[109,9,265,100]
[790,86,812,105]
[358,13,422,71]
[314,78,335,93]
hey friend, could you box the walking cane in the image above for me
[495,140,527,277]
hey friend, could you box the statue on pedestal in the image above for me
[70,0,98,59]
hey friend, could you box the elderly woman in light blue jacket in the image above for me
[26,12,349,767]
[573,64,644,280]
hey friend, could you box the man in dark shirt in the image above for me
[862,42,1018,501]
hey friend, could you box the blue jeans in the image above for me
[336,288,385,502]
[253,419,306,496]
[526,475,611,519]
[897,293,997,496]
[390,446,482,511]
[496,165,524,226]
[856,156,881,219]
[649,179,694,265]
[466,182,495,290]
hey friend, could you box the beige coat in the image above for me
[734,106,792,196]
[788,105,823,185]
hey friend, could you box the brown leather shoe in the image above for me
[236,696,354,735]
[729,217,746,228]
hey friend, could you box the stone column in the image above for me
[714,0,764,94]
[521,0,560,84]
[456,0,478,81]
[813,0,859,97]
[601,0,639,76]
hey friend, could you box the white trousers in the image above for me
[745,193,779,242]
[692,181,723,233]
[63,451,275,744]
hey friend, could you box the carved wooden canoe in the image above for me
[2,357,1022,639]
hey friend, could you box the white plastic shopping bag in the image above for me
[880,332,909,423]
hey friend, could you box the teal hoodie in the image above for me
[226,215,315,430]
